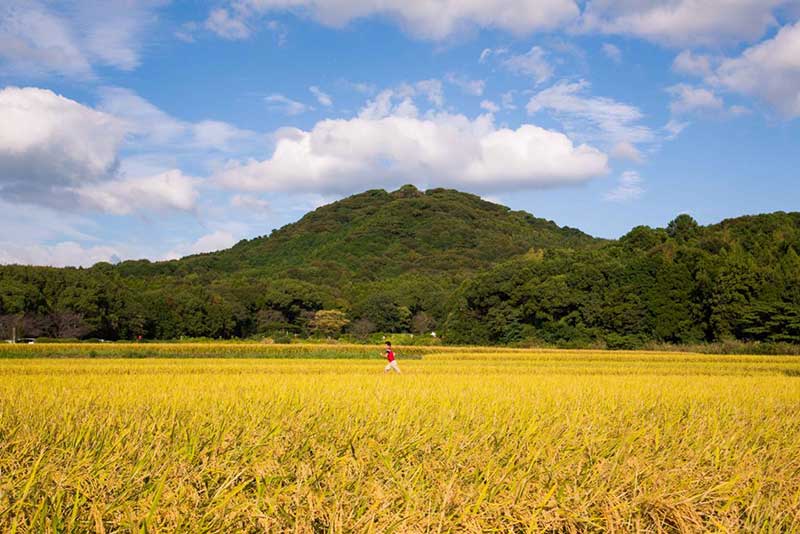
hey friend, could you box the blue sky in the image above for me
[1,0,799,266]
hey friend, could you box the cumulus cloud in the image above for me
[265,93,311,115]
[667,84,724,114]
[309,86,333,106]
[0,87,227,217]
[0,86,126,203]
[711,21,800,118]
[501,46,553,84]
[73,170,199,215]
[215,92,608,195]
[212,0,580,40]
[669,22,800,118]
[527,80,653,149]
[580,0,791,47]
[604,170,644,202]
[0,0,162,77]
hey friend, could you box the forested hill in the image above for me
[115,185,599,282]
[1,186,799,348]
[446,212,800,347]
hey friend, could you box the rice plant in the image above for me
[1,352,799,532]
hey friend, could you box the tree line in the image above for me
[2,190,799,348]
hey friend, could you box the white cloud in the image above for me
[729,105,752,116]
[501,46,553,84]
[216,92,608,195]
[501,91,516,110]
[0,86,240,219]
[192,120,257,151]
[73,170,199,215]
[175,21,199,43]
[164,230,238,260]
[672,50,714,77]
[206,8,252,39]
[0,241,123,267]
[711,21,800,118]
[604,170,644,202]
[670,22,800,118]
[97,86,183,141]
[445,73,485,96]
[265,93,311,115]
[480,100,500,113]
[664,119,689,140]
[309,86,333,106]
[0,199,100,245]
[580,0,791,46]
[340,80,377,95]
[415,79,445,107]
[231,194,271,211]
[0,0,162,77]
[218,0,580,40]
[667,84,724,114]
[0,2,91,76]
[526,80,653,149]
[80,2,160,71]
[602,43,621,63]
[97,87,258,152]
[0,86,126,203]
[478,47,508,63]
[356,82,445,119]
[266,20,289,45]
[610,141,643,163]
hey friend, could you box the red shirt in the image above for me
[385,349,395,362]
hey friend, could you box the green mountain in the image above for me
[116,185,599,282]
[1,186,799,348]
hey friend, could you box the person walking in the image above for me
[383,341,401,373]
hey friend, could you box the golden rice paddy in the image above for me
[1,347,799,532]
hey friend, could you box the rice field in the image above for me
[1,348,800,532]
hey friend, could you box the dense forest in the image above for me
[2,185,799,348]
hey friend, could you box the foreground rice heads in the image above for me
[1,356,800,532]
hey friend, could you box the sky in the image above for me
[1,0,799,267]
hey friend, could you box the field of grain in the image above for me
[2,349,800,532]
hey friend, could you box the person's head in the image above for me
[385,341,392,347]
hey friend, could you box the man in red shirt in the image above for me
[383,341,401,373]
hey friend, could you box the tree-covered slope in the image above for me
[117,185,599,282]
[445,211,800,347]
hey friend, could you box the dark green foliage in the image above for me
[445,211,800,347]
[2,187,800,347]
